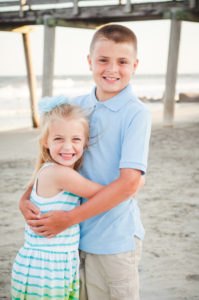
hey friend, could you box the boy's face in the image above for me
[87,39,138,101]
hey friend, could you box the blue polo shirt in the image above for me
[72,84,151,254]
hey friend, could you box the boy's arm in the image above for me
[19,185,41,221]
[27,168,142,237]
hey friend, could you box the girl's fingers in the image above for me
[29,203,41,215]
[30,227,54,238]
[27,219,45,227]
[47,234,55,238]
[39,212,52,219]
[27,212,40,220]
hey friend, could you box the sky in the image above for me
[0,20,199,76]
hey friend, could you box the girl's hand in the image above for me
[27,211,72,238]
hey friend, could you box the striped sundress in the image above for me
[11,163,80,300]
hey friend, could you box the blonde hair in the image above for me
[30,103,89,186]
[90,24,137,56]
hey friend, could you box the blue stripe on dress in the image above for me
[14,260,77,272]
[12,278,65,290]
[25,229,80,239]
[30,196,78,206]
[23,246,76,254]
[25,240,79,248]
[14,261,77,272]
[12,268,70,281]
[17,252,78,263]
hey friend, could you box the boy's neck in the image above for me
[95,85,128,102]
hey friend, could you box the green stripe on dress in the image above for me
[12,286,76,298]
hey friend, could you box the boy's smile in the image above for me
[87,39,138,101]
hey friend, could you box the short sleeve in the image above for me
[119,109,151,174]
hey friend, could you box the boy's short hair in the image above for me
[90,23,137,55]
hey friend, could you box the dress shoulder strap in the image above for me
[32,162,54,190]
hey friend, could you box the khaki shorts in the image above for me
[79,237,142,300]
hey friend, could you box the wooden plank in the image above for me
[124,0,131,12]
[0,0,72,6]
[163,18,181,127]
[0,1,199,27]
[0,25,34,32]
[38,17,98,28]
[0,1,20,7]
[42,16,56,97]
[22,32,39,128]
[73,0,78,15]
[12,25,34,33]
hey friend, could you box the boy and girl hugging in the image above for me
[11,23,151,300]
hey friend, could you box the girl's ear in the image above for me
[87,54,92,71]
[43,138,49,149]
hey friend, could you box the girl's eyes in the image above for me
[53,137,81,142]
[73,138,81,142]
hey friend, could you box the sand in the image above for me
[0,102,199,300]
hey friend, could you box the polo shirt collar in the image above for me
[90,84,134,112]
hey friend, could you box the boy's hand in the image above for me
[27,210,71,238]
[19,185,41,221]
[20,199,41,221]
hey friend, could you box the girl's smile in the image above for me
[45,118,86,168]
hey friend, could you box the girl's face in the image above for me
[45,118,86,168]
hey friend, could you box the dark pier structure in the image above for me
[0,0,199,127]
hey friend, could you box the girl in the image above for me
[11,96,104,299]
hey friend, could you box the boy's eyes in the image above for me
[119,60,128,65]
[98,58,128,65]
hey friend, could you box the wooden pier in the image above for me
[0,0,199,127]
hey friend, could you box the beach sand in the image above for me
[0,102,199,300]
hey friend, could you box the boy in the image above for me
[20,24,151,299]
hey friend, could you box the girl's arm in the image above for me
[47,164,104,198]
[19,165,104,222]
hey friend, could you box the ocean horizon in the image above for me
[0,73,198,132]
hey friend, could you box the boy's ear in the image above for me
[132,58,139,75]
[87,54,92,71]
